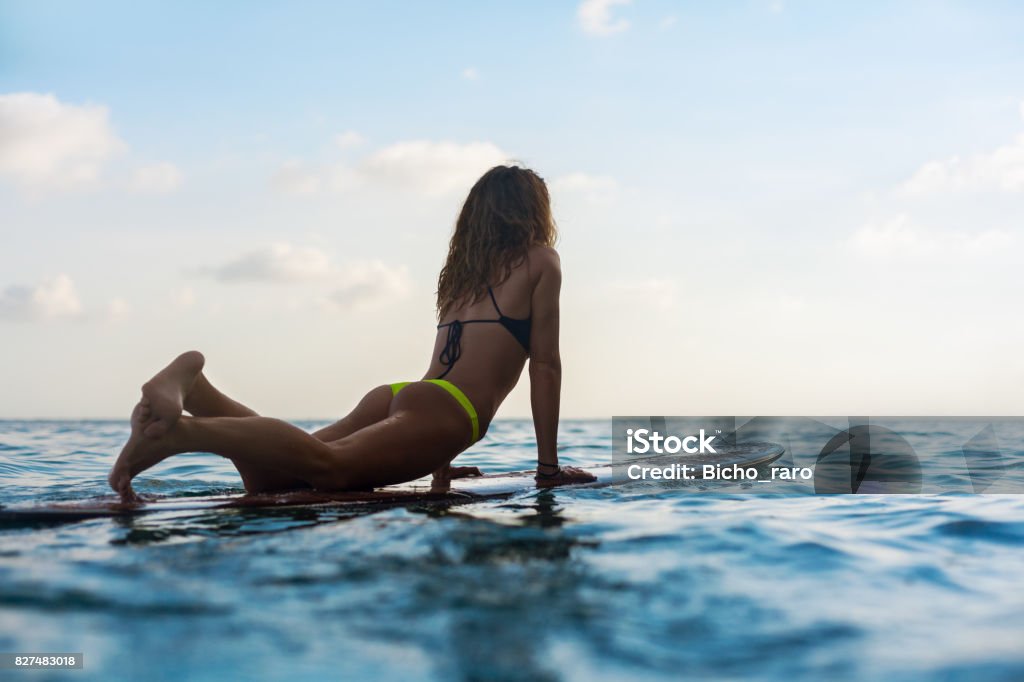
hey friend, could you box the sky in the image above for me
[1,0,1023,419]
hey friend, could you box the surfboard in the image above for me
[0,442,784,522]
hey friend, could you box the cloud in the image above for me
[334,130,365,150]
[273,140,509,198]
[106,298,131,321]
[658,15,678,30]
[849,214,1017,261]
[357,140,508,195]
[0,274,83,321]
[606,278,677,309]
[169,287,196,310]
[205,244,410,311]
[205,243,334,283]
[325,261,412,312]
[552,172,618,201]
[130,162,182,193]
[577,0,632,37]
[271,160,323,195]
[461,67,480,81]
[0,92,124,191]
[901,103,1024,194]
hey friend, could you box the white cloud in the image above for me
[169,286,196,310]
[768,293,804,314]
[850,214,1017,261]
[359,140,507,195]
[358,140,508,196]
[205,245,409,311]
[325,165,360,192]
[577,0,632,37]
[606,278,677,310]
[901,104,1024,194]
[0,274,83,321]
[130,161,182,193]
[206,243,334,283]
[0,92,124,191]
[271,160,323,195]
[769,1,785,13]
[461,67,480,81]
[658,15,678,30]
[334,130,365,150]
[272,140,507,197]
[106,298,131,320]
[325,261,412,312]
[552,172,618,202]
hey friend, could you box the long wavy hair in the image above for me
[436,165,557,319]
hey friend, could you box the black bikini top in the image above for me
[435,287,531,379]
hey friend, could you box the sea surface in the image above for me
[1,418,1023,681]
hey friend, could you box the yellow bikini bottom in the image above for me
[390,379,480,443]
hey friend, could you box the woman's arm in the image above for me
[528,249,596,487]
[529,248,562,469]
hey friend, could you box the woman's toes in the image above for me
[108,469,129,494]
[111,477,138,503]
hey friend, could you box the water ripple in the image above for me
[0,419,1023,680]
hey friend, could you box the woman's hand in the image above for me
[534,466,597,488]
[449,465,483,479]
[431,464,483,488]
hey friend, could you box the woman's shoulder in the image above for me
[523,245,560,293]
[527,244,561,272]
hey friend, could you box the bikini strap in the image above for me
[486,286,503,317]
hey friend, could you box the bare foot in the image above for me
[534,466,597,489]
[139,350,205,438]
[108,402,178,501]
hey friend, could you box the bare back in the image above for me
[424,245,559,433]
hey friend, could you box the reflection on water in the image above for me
[1,419,1023,681]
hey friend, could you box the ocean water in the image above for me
[1,418,1023,681]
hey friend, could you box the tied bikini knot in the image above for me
[437,320,463,379]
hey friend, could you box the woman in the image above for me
[109,165,596,501]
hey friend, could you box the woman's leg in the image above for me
[109,382,472,498]
[310,385,393,442]
[184,373,313,493]
[183,374,395,491]
[130,351,394,493]
[187,369,394,442]
[183,372,258,419]
[134,351,306,492]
